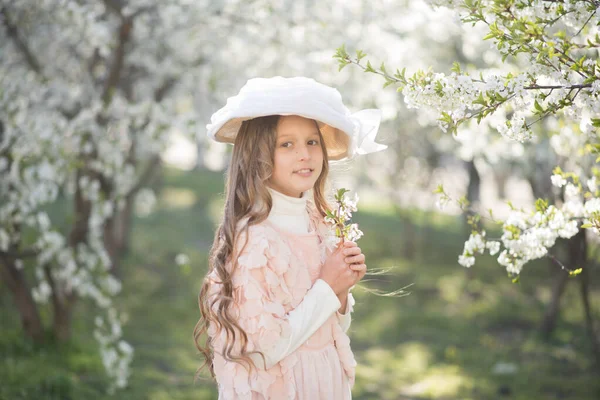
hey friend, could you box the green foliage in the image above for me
[336,1,599,141]
[534,198,549,213]
[2,169,599,399]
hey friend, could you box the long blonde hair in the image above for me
[193,115,332,381]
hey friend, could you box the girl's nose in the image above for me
[297,145,310,160]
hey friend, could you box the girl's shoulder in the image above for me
[233,217,286,255]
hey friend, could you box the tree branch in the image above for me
[0,249,40,259]
[126,154,161,199]
[0,7,44,77]
[525,83,592,90]
[102,16,134,105]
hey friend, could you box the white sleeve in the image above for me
[336,292,355,333]
[249,279,341,370]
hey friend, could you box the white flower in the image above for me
[118,340,134,356]
[551,174,567,188]
[463,232,486,255]
[558,220,578,238]
[135,188,156,217]
[486,241,501,256]
[344,192,359,212]
[564,183,580,198]
[347,223,364,242]
[175,253,189,266]
[101,275,122,296]
[584,198,600,215]
[32,280,52,303]
[324,232,340,251]
[458,254,475,267]
[587,176,597,193]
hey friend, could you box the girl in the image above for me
[193,76,387,399]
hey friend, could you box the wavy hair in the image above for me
[193,115,332,381]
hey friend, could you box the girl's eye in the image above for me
[308,140,319,145]
[281,142,292,148]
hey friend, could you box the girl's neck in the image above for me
[267,186,308,216]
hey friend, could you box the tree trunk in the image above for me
[114,196,134,257]
[0,253,45,343]
[540,268,569,337]
[394,205,416,260]
[465,160,481,206]
[104,216,121,279]
[578,240,600,369]
[44,265,77,341]
[463,160,481,280]
[49,167,91,342]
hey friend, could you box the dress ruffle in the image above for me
[208,200,356,399]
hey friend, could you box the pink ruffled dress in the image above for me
[206,200,356,399]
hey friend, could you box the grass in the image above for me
[1,166,599,399]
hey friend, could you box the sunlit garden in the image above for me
[2,0,600,399]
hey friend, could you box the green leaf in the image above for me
[534,198,549,212]
[581,223,593,228]
[569,268,582,276]
[473,92,487,106]
[534,99,544,113]
[356,49,367,61]
[380,62,387,74]
[365,61,376,73]
[336,188,349,199]
[451,62,461,74]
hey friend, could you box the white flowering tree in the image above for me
[0,0,240,393]
[335,0,600,365]
[2,0,427,393]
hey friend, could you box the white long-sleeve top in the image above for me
[247,187,354,370]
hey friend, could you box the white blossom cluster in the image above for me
[0,0,211,391]
[456,175,600,275]
[94,308,134,395]
[324,190,363,250]
[426,0,600,35]
[411,0,600,276]
[412,1,600,144]
[1,67,137,390]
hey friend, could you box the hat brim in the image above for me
[213,116,351,161]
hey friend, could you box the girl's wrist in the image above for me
[337,290,349,312]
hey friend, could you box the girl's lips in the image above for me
[294,168,314,177]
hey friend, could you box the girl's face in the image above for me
[269,115,324,198]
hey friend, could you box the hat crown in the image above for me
[206,76,386,161]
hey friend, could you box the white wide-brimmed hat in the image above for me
[206,76,387,161]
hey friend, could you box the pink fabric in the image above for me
[206,200,356,399]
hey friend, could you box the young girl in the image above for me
[194,77,387,399]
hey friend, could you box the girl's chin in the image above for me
[287,183,315,196]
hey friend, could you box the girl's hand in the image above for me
[319,241,360,296]
[342,242,365,268]
[344,241,366,285]
[350,263,367,285]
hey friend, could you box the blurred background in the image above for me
[1,0,599,399]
